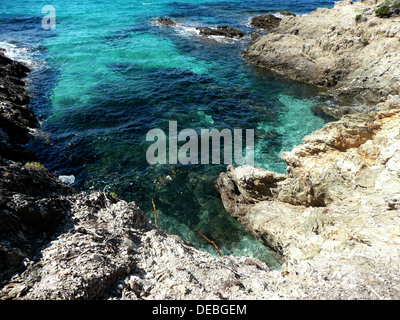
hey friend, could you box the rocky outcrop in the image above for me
[0,51,37,161]
[153,17,245,39]
[216,165,286,218]
[243,0,400,105]
[0,50,76,285]
[216,95,400,299]
[154,17,179,27]
[215,3,400,298]
[8,188,398,300]
[250,15,282,31]
[0,160,74,281]
[0,191,279,300]
[196,25,245,39]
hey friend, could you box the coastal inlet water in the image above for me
[0,0,335,268]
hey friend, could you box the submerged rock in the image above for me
[153,17,245,39]
[279,11,297,17]
[153,17,180,27]
[310,104,379,121]
[196,25,245,39]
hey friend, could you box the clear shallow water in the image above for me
[0,0,335,268]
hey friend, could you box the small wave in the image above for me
[174,25,201,37]
[172,24,245,44]
[205,34,245,44]
[0,41,39,68]
[272,13,286,19]
[152,18,246,43]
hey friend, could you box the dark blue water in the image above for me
[0,0,336,268]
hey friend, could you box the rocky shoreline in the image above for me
[0,50,296,301]
[243,0,400,106]
[1,0,400,300]
[217,0,400,299]
[0,50,291,300]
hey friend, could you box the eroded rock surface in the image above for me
[196,25,245,39]
[0,51,37,161]
[3,0,400,300]
[217,95,400,299]
[250,15,282,31]
[243,0,400,105]
[153,16,245,39]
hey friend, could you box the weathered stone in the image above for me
[154,17,179,27]
[217,94,400,299]
[243,0,400,105]
[196,25,245,39]
[250,15,282,30]
[0,51,37,161]
[215,165,286,218]
[152,17,245,40]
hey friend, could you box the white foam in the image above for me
[0,41,38,68]
[174,25,201,37]
[272,13,286,19]
[153,19,245,43]
[177,25,247,43]
[207,34,242,43]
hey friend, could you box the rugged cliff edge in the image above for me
[217,0,400,299]
[243,0,400,106]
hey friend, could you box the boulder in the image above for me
[196,25,245,39]
[215,165,286,218]
[154,17,179,27]
[279,11,297,17]
[250,14,282,30]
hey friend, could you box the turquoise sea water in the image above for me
[0,0,336,268]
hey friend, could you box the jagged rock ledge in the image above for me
[243,0,400,107]
[216,0,400,299]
